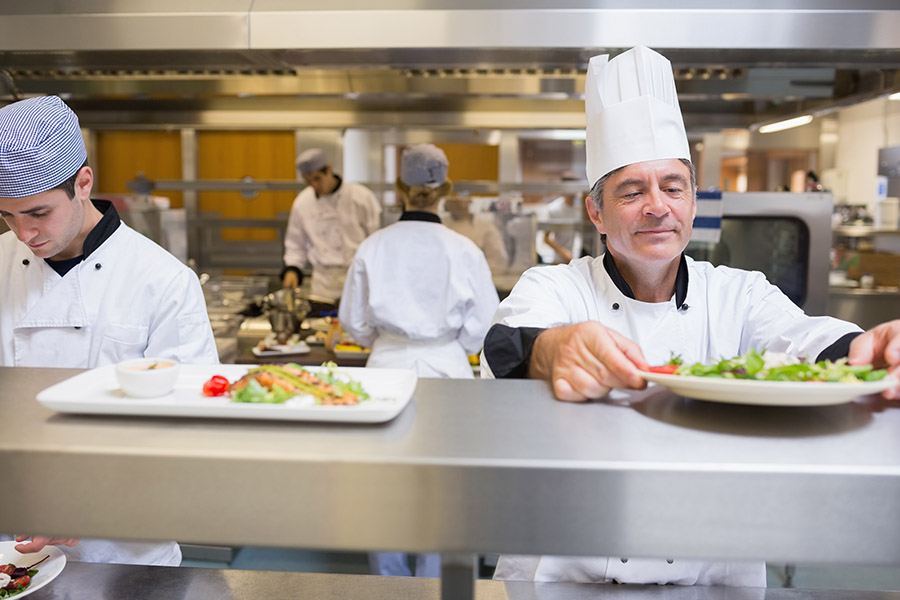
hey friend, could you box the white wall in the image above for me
[834,97,900,209]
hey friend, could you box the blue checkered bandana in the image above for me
[0,96,87,198]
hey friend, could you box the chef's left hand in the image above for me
[848,319,900,400]
[14,535,80,553]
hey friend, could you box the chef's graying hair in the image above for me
[53,160,89,199]
[396,178,453,210]
[588,158,696,211]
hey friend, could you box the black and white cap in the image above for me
[0,96,87,198]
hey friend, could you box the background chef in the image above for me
[339,144,498,577]
[443,195,509,273]
[281,148,382,302]
[0,95,219,566]
[480,46,900,586]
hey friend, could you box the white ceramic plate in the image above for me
[640,371,899,406]
[252,340,311,357]
[36,364,417,423]
[0,542,66,599]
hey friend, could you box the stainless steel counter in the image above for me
[24,562,900,600]
[3,366,900,566]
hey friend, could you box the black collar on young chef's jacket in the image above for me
[399,210,441,224]
[44,199,121,277]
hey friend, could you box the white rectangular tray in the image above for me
[36,364,417,424]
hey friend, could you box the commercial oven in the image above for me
[684,191,833,316]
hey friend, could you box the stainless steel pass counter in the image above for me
[26,561,900,600]
[3,367,900,595]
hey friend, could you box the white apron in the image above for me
[367,332,473,379]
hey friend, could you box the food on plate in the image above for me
[0,555,48,598]
[333,343,369,353]
[648,350,888,382]
[202,375,230,397]
[200,363,369,405]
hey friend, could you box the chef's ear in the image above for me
[73,166,94,201]
[585,194,605,234]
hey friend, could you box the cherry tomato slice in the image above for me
[646,364,679,375]
[202,375,230,396]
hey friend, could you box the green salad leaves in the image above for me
[669,350,887,383]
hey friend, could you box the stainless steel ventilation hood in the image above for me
[1,1,899,132]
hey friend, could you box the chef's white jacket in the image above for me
[484,254,861,586]
[0,222,218,566]
[283,180,381,301]
[339,218,499,378]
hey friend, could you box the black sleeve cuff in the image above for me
[280,266,304,287]
[815,331,863,362]
[483,324,546,379]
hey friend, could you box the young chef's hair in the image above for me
[52,159,89,199]
[395,178,453,210]
[587,158,695,211]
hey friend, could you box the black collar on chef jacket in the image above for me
[316,174,343,198]
[602,251,689,310]
[44,199,121,277]
[483,252,690,379]
[398,210,441,224]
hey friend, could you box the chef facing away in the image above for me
[339,144,499,577]
[481,46,900,586]
[0,95,218,566]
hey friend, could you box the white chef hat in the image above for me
[400,143,449,188]
[0,96,87,199]
[296,148,329,175]
[584,46,690,186]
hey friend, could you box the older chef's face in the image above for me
[588,159,696,267]
[0,167,94,260]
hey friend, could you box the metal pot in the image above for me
[263,288,311,335]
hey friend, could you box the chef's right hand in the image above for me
[282,270,299,289]
[528,321,649,402]
[14,535,80,553]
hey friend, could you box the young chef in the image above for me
[481,46,900,586]
[281,148,382,302]
[0,95,219,566]
[339,144,499,576]
[444,195,510,273]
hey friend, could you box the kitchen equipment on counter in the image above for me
[263,288,311,337]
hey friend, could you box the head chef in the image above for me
[484,45,881,404]
[481,46,898,586]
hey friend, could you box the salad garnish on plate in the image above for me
[647,350,888,383]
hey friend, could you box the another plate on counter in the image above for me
[639,371,898,406]
[252,334,311,357]
[36,364,417,423]
[0,542,67,599]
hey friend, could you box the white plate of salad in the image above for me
[0,542,66,599]
[640,351,898,406]
[36,363,417,423]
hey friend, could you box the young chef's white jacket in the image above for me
[339,219,499,378]
[283,180,381,301]
[484,254,861,587]
[0,223,218,566]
